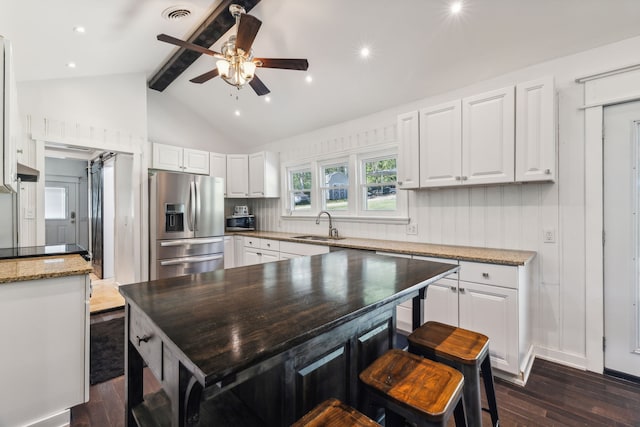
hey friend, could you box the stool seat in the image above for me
[292,398,380,427]
[408,321,489,365]
[359,349,465,425]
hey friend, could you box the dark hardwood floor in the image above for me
[71,355,640,426]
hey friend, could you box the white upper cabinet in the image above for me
[419,100,462,188]
[462,86,515,185]
[152,143,209,175]
[183,148,210,174]
[397,111,420,189]
[210,152,227,196]
[515,76,556,182]
[249,151,279,198]
[226,154,249,198]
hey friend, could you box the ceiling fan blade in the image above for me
[255,58,309,71]
[249,75,270,96]
[190,68,220,84]
[157,34,221,57]
[235,14,262,54]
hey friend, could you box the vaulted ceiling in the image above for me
[3,0,640,147]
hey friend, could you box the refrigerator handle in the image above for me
[188,181,196,231]
[194,180,201,232]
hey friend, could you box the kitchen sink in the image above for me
[293,235,345,241]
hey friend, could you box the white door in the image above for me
[604,100,640,378]
[226,154,249,197]
[422,278,459,326]
[44,181,77,245]
[397,111,420,189]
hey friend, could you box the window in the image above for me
[362,156,397,211]
[320,161,349,211]
[45,186,67,219]
[288,167,312,211]
[282,147,406,220]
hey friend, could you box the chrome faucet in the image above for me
[316,210,338,238]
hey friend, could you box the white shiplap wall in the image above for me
[246,35,640,370]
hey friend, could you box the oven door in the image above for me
[155,253,224,280]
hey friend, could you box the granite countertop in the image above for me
[0,243,88,261]
[231,231,536,266]
[0,254,92,284]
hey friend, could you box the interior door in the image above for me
[44,181,77,245]
[604,100,640,379]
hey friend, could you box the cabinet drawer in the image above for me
[261,238,280,251]
[129,306,162,380]
[413,255,459,279]
[244,237,261,248]
[459,261,518,289]
[281,241,329,256]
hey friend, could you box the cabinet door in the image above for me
[152,143,183,172]
[397,111,420,189]
[249,151,279,198]
[458,281,518,374]
[243,247,262,266]
[516,76,556,182]
[227,154,249,197]
[233,235,244,266]
[423,278,459,326]
[419,100,462,188]
[223,236,234,268]
[462,86,515,185]
[183,148,209,174]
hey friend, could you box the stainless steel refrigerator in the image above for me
[149,170,225,280]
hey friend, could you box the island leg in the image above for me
[411,288,426,331]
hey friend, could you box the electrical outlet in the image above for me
[543,228,556,243]
[406,223,418,235]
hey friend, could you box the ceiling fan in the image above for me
[157,4,309,96]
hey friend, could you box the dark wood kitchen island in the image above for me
[119,249,458,427]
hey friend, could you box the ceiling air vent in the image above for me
[162,6,192,21]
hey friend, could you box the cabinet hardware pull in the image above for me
[136,334,151,346]
[545,169,551,174]
[450,286,457,292]
[482,272,489,278]
[459,287,465,293]
[257,252,262,256]
[16,149,23,154]
[398,181,403,185]
[462,176,468,180]
[455,176,461,180]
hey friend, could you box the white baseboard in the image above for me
[534,345,589,371]
[27,409,70,427]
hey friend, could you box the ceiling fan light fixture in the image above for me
[216,59,230,78]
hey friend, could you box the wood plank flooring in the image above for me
[71,352,640,426]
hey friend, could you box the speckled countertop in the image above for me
[0,254,92,284]
[232,231,536,265]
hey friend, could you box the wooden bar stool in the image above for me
[292,398,381,426]
[359,349,467,427]
[408,321,499,427]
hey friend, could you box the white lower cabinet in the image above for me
[380,251,533,384]
[242,237,328,265]
[223,236,234,268]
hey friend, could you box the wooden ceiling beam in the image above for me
[148,0,262,92]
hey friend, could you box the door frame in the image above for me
[578,63,640,373]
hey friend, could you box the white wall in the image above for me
[251,35,640,370]
[147,89,244,153]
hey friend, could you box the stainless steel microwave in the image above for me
[226,215,255,231]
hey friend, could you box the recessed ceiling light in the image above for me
[66,62,77,68]
[73,26,86,34]
[234,110,241,116]
[264,96,271,103]
[305,75,313,84]
[450,1,463,14]
[360,46,371,59]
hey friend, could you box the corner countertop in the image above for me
[230,231,536,266]
[0,254,92,284]
[0,243,88,261]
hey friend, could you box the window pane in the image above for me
[45,187,67,219]
[322,163,348,211]
[364,158,397,211]
[290,169,312,210]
